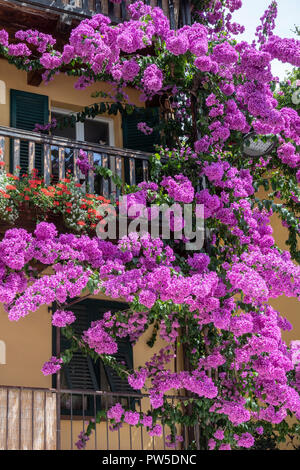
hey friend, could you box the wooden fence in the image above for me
[0,386,57,450]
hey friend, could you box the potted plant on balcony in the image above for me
[0,165,114,239]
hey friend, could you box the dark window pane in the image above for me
[51,112,76,140]
[84,120,109,145]
[51,112,75,181]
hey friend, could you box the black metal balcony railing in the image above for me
[0,385,201,450]
[11,0,191,29]
[0,125,150,197]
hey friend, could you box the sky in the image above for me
[231,0,299,80]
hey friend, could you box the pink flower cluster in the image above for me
[41,356,63,376]
[52,310,76,328]
[161,174,194,203]
[76,149,94,176]
[137,122,153,135]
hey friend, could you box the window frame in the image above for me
[51,298,135,417]
[51,106,115,147]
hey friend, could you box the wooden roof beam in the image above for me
[27,70,43,87]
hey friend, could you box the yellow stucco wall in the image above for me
[0,304,52,388]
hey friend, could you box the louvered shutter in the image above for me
[122,107,160,153]
[10,89,49,175]
[103,338,135,394]
[86,300,136,395]
[61,305,99,391]
[122,107,159,185]
[54,299,134,394]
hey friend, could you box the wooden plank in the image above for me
[45,391,56,450]
[102,0,109,15]
[43,143,51,186]
[73,148,80,183]
[109,155,116,198]
[113,1,120,21]
[142,160,149,181]
[28,141,35,175]
[162,0,169,16]
[33,391,45,450]
[27,70,43,87]
[0,136,4,163]
[102,153,109,199]
[20,389,33,450]
[120,0,127,20]
[129,157,136,186]
[173,0,180,28]
[7,389,19,450]
[168,0,175,29]
[88,151,94,193]
[13,138,20,175]
[58,147,65,181]
[115,156,122,198]
[0,388,7,450]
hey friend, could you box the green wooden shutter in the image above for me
[86,300,136,394]
[61,304,99,391]
[10,89,49,175]
[103,338,134,394]
[122,107,160,184]
[122,107,160,153]
[53,299,133,393]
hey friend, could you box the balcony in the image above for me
[1,0,191,29]
[0,385,200,450]
[0,125,150,197]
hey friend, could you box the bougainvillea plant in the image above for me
[0,1,299,450]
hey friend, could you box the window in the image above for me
[52,299,136,416]
[0,340,6,364]
[50,108,114,184]
[122,107,160,184]
[51,109,113,146]
[10,89,49,175]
